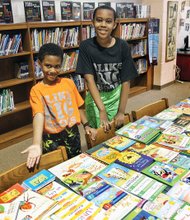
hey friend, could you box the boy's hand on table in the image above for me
[85,126,97,141]
[21,144,42,168]
[99,110,111,132]
[114,112,125,129]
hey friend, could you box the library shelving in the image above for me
[0,19,153,149]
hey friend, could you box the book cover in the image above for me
[15,189,56,220]
[0,183,25,203]
[0,0,13,23]
[49,153,106,182]
[0,201,20,220]
[181,170,190,185]
[163,124,185,135]
[116,3,135,18]
[167,181,190,204]
[22,169,55,191]
[91,146,121,164]
[124,207,159,220]
[154,109,182,121]
[170,153,190,169]
[116,122,161,144]
[156,133,190,150]
[115,150,154,172]
[83,2,95,20]
[24,1,41,22]
[129,143,179,163]
[42,0,56,21]
[142,161,188,186]
[173,113,190,127]
[98,2,111,7]
[60,1,72,20]
[72,2,81,20]
[97,163,166,201]
[171,203,190,220]
[63,169,102,195]
[104,135,136,152]
[141,193,184,219]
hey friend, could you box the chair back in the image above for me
[86,113,131,149]
[131,98,169,121]
[0,146,68,193]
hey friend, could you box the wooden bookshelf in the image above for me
[0,19,153,148]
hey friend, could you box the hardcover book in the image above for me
[49,153,106,182]
[22,169,55,191]
[116,122,161,144]
[72,2,81,20]
[0,0,13,23]
[115,150,154,172]
[60,1,72,20]
[24,1,41,22]
[166,181,190,204]
[142,161,188,186]
[104,135,136,152]
[83,2,95,20]
[129,143,179,163]
[97,162,166,201]
[91,146,121,164]
[42,0,56,21]
[0,183,25,203]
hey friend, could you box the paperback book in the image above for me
[181,170,190,185]
[154,109,182,121]
[42,0,56,21]
[0,201,20,220]
[24,1,41,22]
[97,163,166,201]
[116,2,135,18]
[49,153,106,182]
[156,133,190,150]
[83,2,95,20]
[72,2,81,20]
[171,203,190,220]
[173,113,190,127]
[166,181,190,204]
[104,135,136,152]
[128,143,179,163]
[60,1,72,20]
[142,161,188,186]
[163,124,185,135]
[0,0,13,23]
[90,146,121,164]
[115,150,154,172]
[116,122,161,144]
[170,153,190,169]
[22,169,56,191]
[0,183,25,203]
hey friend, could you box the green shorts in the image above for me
[85,85,121,128]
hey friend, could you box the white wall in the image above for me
[11,0,142,23]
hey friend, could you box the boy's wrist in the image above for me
[83,122,90,128]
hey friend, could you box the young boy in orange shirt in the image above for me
[22,43,96,168]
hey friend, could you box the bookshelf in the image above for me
[0,19,153,149]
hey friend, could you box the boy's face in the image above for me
[93,9,116,40]
[39,55,62,83]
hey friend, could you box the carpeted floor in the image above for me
[0,81,190,174]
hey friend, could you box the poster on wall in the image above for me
[166,1,178,62]
[148,18,160,65]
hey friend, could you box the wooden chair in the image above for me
[131,98,169,121]
[0,146,68,193]
[86,113,131,149]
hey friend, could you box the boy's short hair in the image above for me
[93,5,116,21]
[38,43,63,63]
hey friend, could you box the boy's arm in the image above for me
[84,74,110,131]
[79,105,97,141]
[114,81,130,128]
[21,112,44,168]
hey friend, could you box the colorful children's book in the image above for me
[97,163,166,201]
[63,169,102,195]
[15,189,56,220]
[142,161,188,186]
[22,169,55,191]
[169,153,190,169]
[49,153,106,182]
[154,109,182,121]
[116,122,161,144]
[104,135,136,152]
[129,143,179,163]
[124,207,160,220]
[90,146,121,164]
[0,183,25,203]
[156,133,190,150]
[163,124,185,135]
[181,170,190,185]
[115,150,154,172]
[140,193,184,219]
[0,201,20,220]
[171,203,190,220]
[167,181,190,204]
